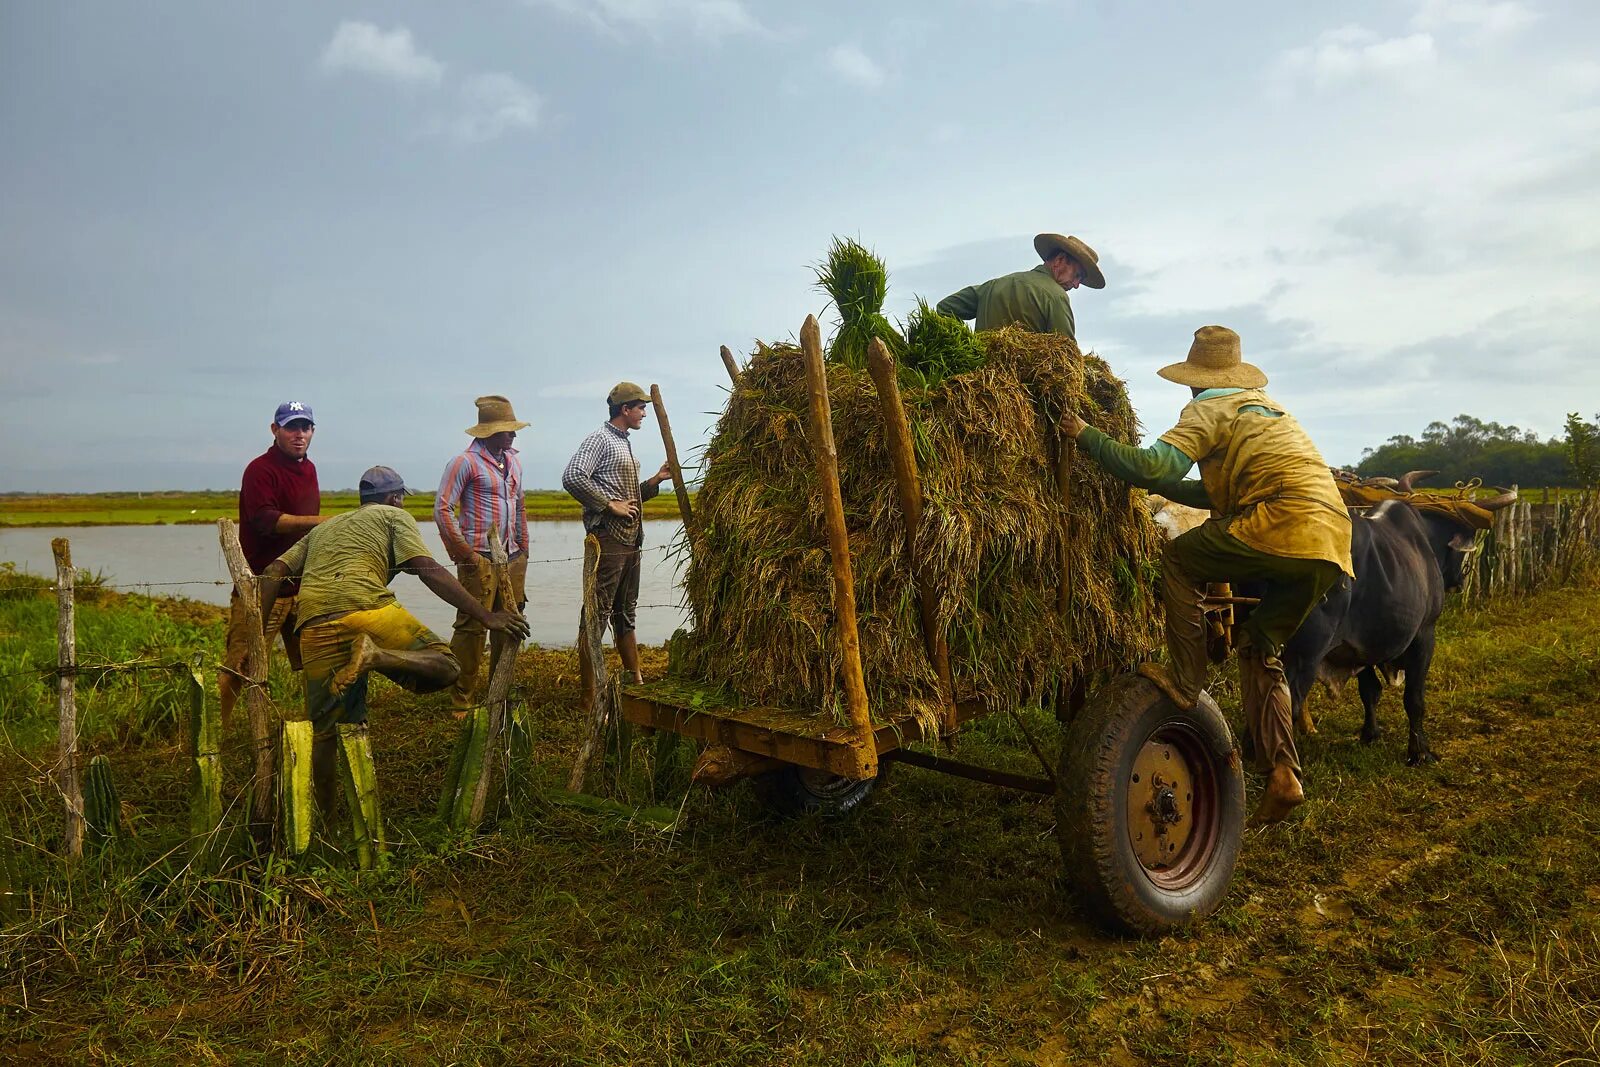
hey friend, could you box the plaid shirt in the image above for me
[435,440,528,561]
[562,422,660,543]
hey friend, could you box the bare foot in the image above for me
[331,634,378,696]
[1137,662,1197,711]
[1248,764,1305,826]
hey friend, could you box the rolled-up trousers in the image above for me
[1162,519,1342,775]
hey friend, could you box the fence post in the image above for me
[51,539,84,861]
[217,519,277,848]
[186,651,223,868]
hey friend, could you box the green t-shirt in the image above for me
[276,504,433,623]
[936,264,1076,339]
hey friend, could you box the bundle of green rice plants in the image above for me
[814,237,905,370]
[902,299,986,389]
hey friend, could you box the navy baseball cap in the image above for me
[358,465,413,498]
[274,401,315,427]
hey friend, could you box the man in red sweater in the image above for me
[221,401,327,725]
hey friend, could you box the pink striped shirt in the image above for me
[434,441,527,561]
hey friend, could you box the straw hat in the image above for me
[466,395,530,438]
[1157,326,1268,390]
[1033,233,1106,289]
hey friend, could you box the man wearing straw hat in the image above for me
[562,382,674,692]
[260,465,530,814]
[436,395,530,718]
[936,233,1105,341]
[1061,326,1353,825]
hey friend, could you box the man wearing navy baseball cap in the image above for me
[259,465,530,818]
[221,401,328,726]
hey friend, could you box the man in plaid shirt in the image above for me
[562,381,673,691]
[436,395,530,716]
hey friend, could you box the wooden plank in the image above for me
[799,314,876,779]
[618,691,986,777]
[51,538,83,861]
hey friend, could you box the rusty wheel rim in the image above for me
[1124,720,1220,891]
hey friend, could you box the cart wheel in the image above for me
[753,764,885,819]
[1056,673,1244,935]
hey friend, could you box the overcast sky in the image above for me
[2,0,1596,492]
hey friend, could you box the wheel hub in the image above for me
[1127,739,1197,871]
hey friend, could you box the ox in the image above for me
[1263,474,1517,765]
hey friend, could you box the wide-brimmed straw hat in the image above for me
[1157,326,1268,389]
[466,395,529,438]
[1033,233,1106,289]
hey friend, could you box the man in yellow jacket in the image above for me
[1062,326,1353,824]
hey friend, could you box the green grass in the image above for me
[0,490,688,527]
[1,573,1597,1064]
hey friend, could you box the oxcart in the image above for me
[625,318,1248,935]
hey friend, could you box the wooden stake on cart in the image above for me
[218,519,277,847]
[51,538,84,861]
[865,337,957,735]
[650,384,697,545]
[800,314,877,779]
[719,345,741,387]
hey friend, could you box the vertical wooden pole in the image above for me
[570,533,611,792]
[217,519,276,847]
[800,314,877,779]
[1054,429,1078,720]
[865,337,956,734]
[720,345,741,387]
[471,528,521,825]
[650,384,697,543]
[51,538,83,861]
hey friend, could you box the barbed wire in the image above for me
[0,543,681,594]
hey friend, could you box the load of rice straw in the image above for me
[672,320,1165,731]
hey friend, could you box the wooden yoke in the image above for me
[865,337,957,735]
[650,384,697,549]
[800,314,877,780]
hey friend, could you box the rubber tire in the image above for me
[1057,673,1245,936]
[753,764,886,819]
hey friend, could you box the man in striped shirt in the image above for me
[436,395,530,716]
[562,381,673,691]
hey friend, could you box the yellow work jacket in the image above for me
[1159,389,1354,576]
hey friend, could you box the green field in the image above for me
[0,490,688,527]
[1,573,1597,1063]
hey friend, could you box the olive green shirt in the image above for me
[275,504,434,623]
[936,264,1076,339]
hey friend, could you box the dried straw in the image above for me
[674,326,1163,730]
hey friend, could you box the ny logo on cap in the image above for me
[288,402,305,411]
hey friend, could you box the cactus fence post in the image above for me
[83,756,123,846]
[278,720,315,856]
[186,652,223,867]
[337,724,387,870]
[51,538,84,862]
[217,519,277,847]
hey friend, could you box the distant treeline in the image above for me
[1354,413,1600,489]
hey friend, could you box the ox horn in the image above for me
[1396,469,1438,492]
[1477,486,1519,512]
